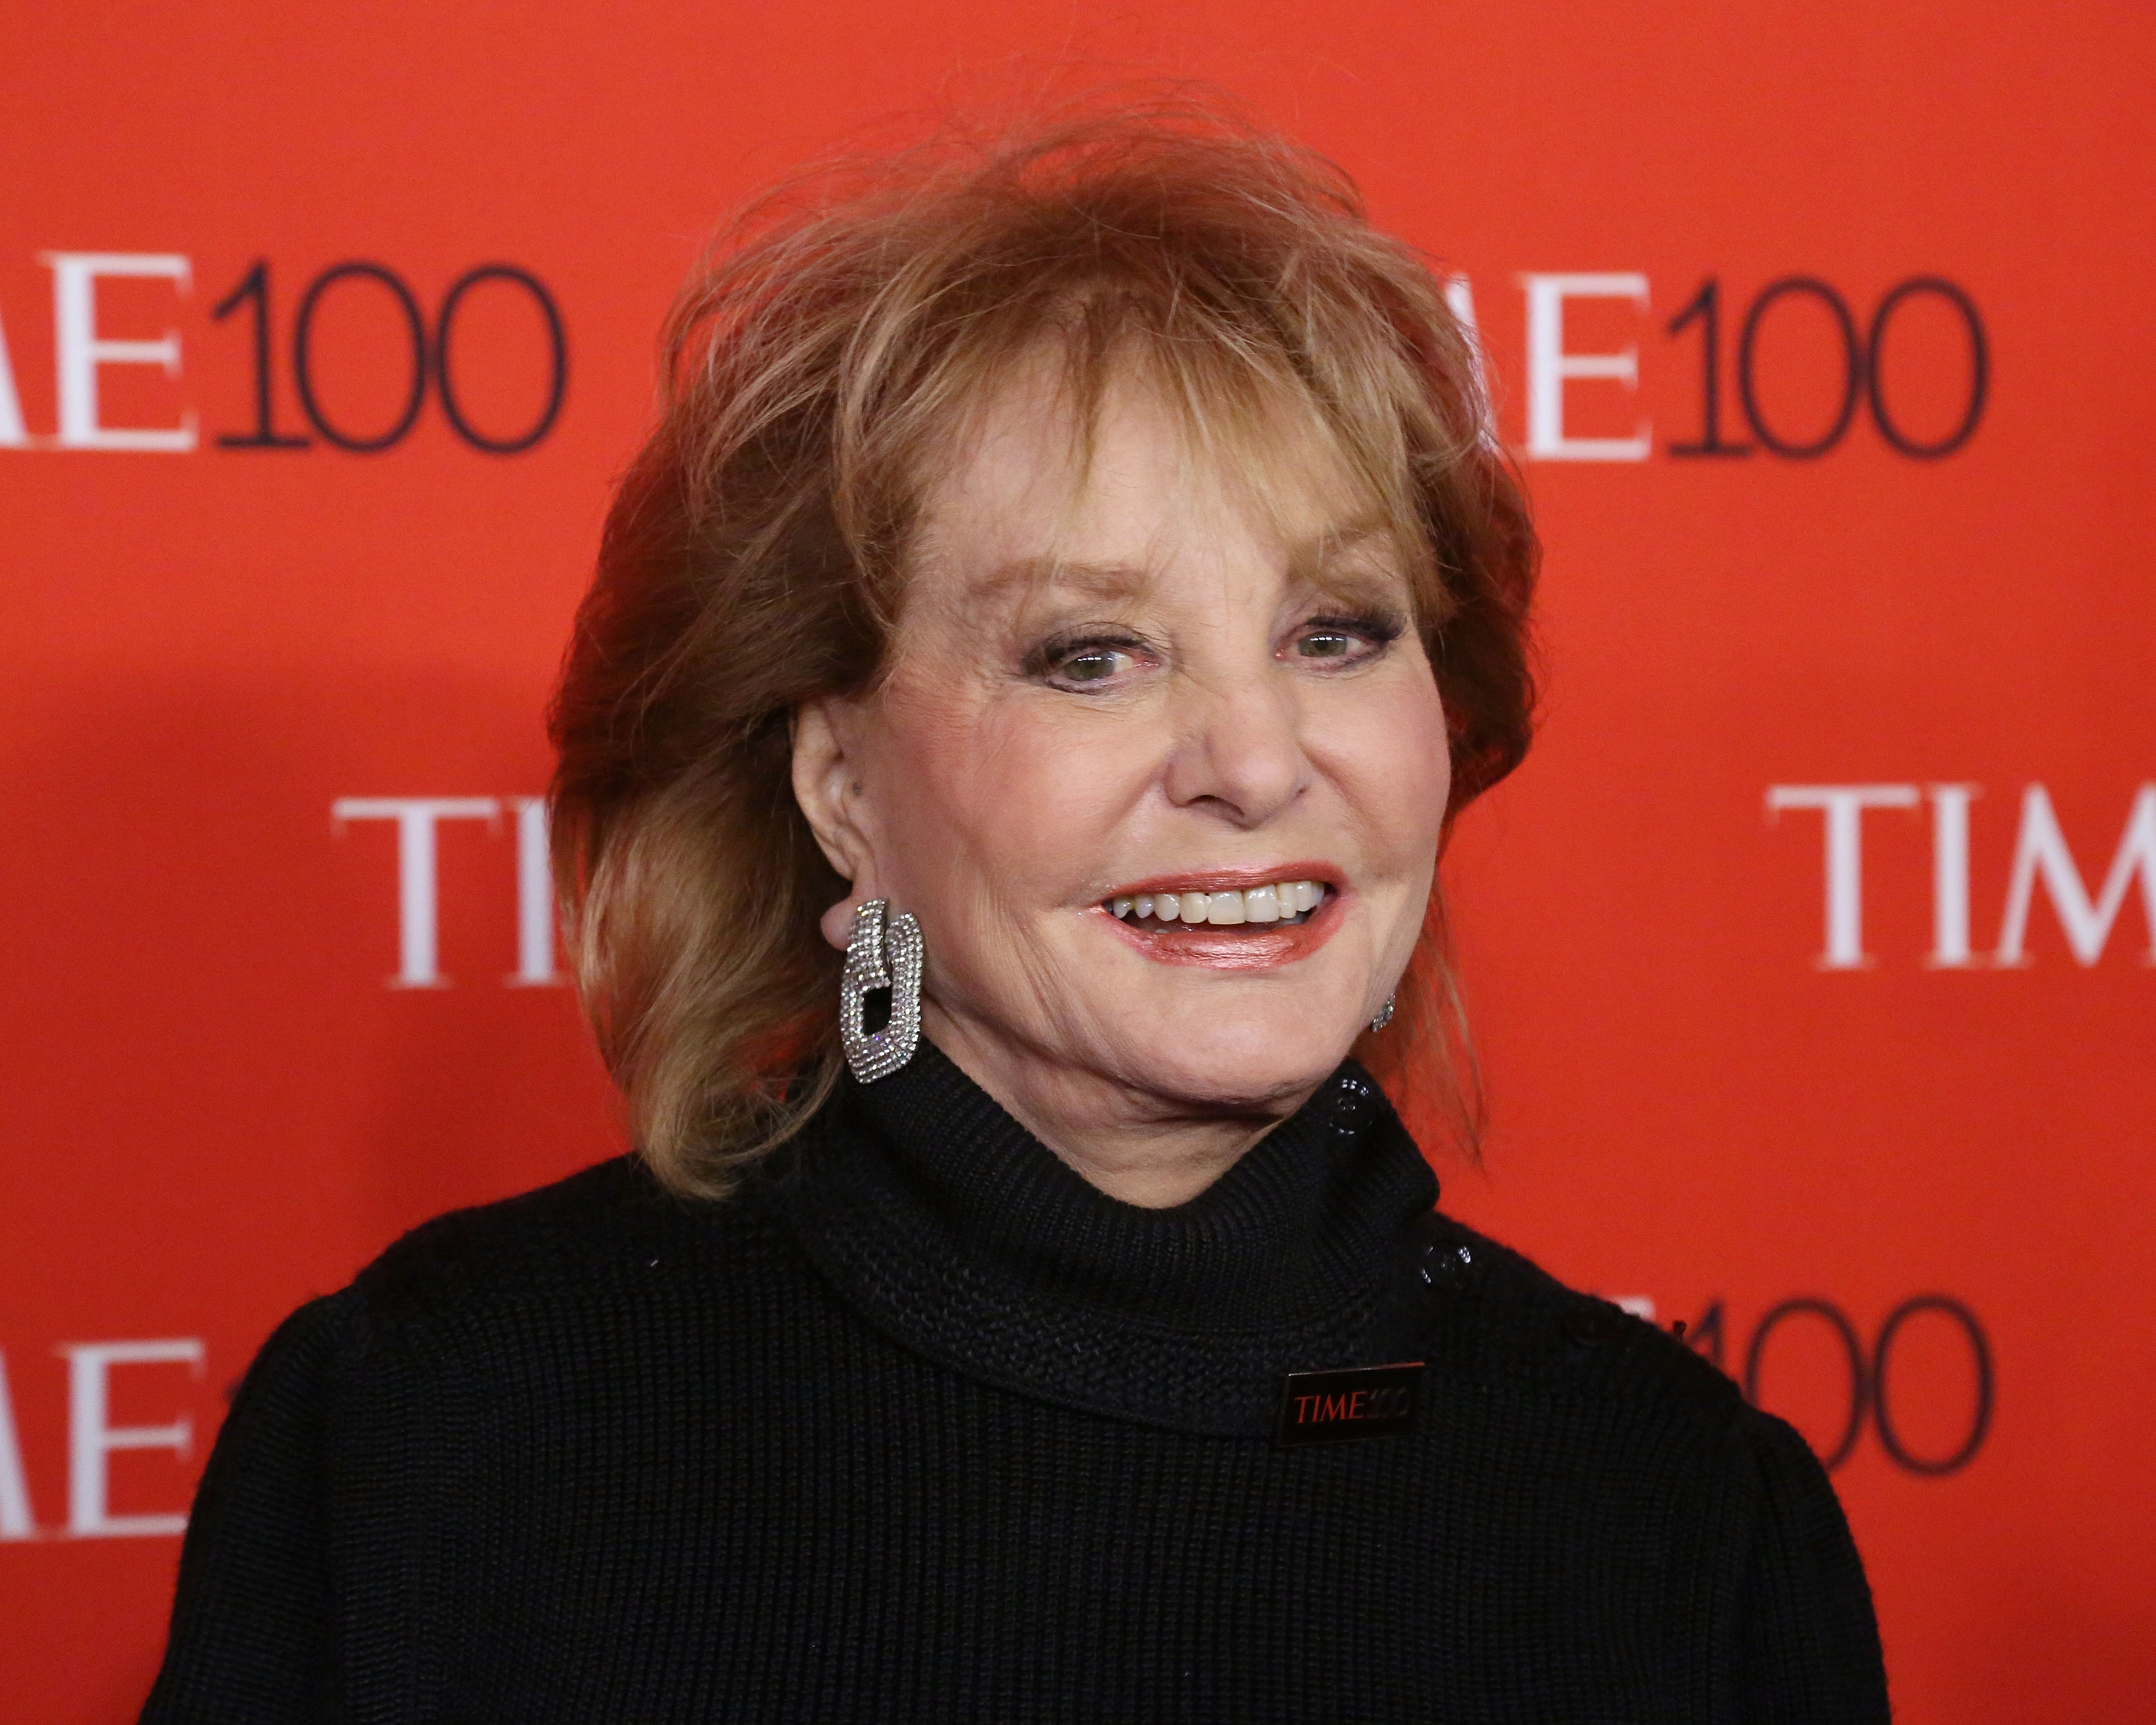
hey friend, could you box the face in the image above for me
[794,363,1452,1150]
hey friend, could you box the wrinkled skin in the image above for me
[793,369,1450,1206]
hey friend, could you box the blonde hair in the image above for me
[549,103,1538,1198]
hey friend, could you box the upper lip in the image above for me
[1101,863,1342,899]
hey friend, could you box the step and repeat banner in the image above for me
[2,5,2148,1721]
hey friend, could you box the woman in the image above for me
[144,110,1888,1721]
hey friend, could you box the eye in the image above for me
[1060,647,1131,683]
[1288,612,1402,668]
[1031,632,1153,693]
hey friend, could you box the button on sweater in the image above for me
[142,1044,1889,1722]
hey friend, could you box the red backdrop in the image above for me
[4,5,2151,1719]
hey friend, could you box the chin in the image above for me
[1108,1022,1352,1115]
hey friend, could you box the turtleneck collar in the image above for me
[768,1038,1440,1438]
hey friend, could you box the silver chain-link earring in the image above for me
[1369,992,1396,1033]
[839,898,924,1082]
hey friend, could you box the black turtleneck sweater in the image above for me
[142,1048,1888,1722]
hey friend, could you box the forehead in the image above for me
[911,352,1393,600]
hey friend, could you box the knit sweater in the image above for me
[141,1044,1889,1722]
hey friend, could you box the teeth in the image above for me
[1107,880,1328,924]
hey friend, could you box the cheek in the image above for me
[869,687,1138,911]
[1333,672,1452,864]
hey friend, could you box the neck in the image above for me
[920,1013,1324,1208]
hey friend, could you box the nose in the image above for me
[1160,663,1308,828]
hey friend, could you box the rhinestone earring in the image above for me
[1368,992,1396,1034]
[839,898,924,1083]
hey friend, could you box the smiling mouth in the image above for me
[1103,880,1328,928]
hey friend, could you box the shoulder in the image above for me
[1424,1220,1886,1706]
[1418,1211,1751,1426]
[1421,1213,1866,1532]
[349,1154,787,1332]
[201,1159,809,1506]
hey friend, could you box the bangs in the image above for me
[773,118,1488,641]
[902,328,1436,642]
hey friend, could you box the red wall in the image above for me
[3,6,2150,1719]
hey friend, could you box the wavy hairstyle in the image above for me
[550,104,1538,1198]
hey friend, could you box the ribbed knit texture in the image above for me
[142,1046,1888,1722]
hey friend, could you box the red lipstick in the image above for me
[1095,865,1344,971]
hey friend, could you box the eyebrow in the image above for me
[972,519,1402,607]
[973,557,1156,604]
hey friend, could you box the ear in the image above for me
[791,698,884,950]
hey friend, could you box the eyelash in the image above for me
[1031,612,1404,693]
[1296,612,1404,663]
[1029,632,1154,690]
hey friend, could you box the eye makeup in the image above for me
[1024,628,1160,692]
[1288,609,1405,667]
